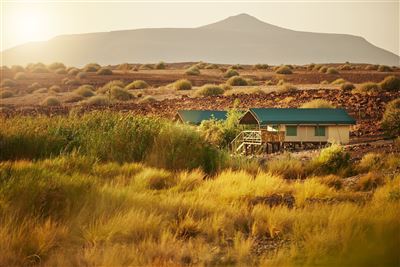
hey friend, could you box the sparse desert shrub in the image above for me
[231,64,243,70]
[379,75,400,92]
[275,65,293,74]
[76,72,87,79]
[138,95,157,104]
[110,86,133,101]
[83,63,101,72]
[48,62,66,71]
[353,82,381,94]
[55,68,67,74]
[205,63,218,69]
[117,63,131,71]
[220,84,232,90]
[226,76,248,86]
[319,66,328,73]
[74,85,95,97]
[139,64,154,70]
[277,83,298,93]
[224,69,239,78]
[341,82,355,91]
[326,67,339,74]
[155,61,166,69]
[68,68,80,75]
[125,80,149,90]
[64,94,84,103]
[28,82,41,92]
[197,84,224,96]
[0,90,14,98]
[11,65,24,72]
[339,64,352,70]
[83,95,110,106]
[331,78,346,85]
[254,64,269,69]
[320,80,329,85]
[381,98,400,137]
[311,144,350,175]
[41,96,61,107]
[356,172,385,191]
[301,99,334,108]
[63,78,81,86]
[34,88,48,94]
[96,68,113,75]
[365,64,378,70]
[14,72,27,80]
[357,153,383,173]
[1,79,16,87]
[185,66,200,76]
[312,64,322,71]
[173,79,192,90]
[307,63,315,71]
[98,80,125,94]
[378,65,392,72]
[49,85,61,93]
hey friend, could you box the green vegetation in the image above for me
[138,95,157,104]
[379,75,400,92]
[76,72,87,79]
[226,76,248,86]
[365,64,378,70]
[110,86,133,101]
[96,68,113,75]
[319,66,328,73]
[254,63,269,69]
[196,84,225,96]
[49,85,61,93]
[155,61,166,69]
[205,63,219,69]
[224,68,239,78]
[339,64,352,70]
[126,80,150,90]
[185,66,201,76]
[331,78,346,85]
[300,99,334,108]
[55,68,67,74]
[353,82,381,94]
[73,85,95,97]
[41,96,61,107]
[173,79,192,90]
[275,65,293,74]
[83,95,110,106]
[381,98,400,138]
[326,67,339,74]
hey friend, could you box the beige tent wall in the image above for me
[278,125,350,143]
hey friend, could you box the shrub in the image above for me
[1,79,16,87]
[62,78,81,86]
[357,153,383,173]
[83,95,110,106]
[48,62,66,71]
[41,96,61,107]
[96,68,113,75]
[311,144,350,174]
[125,80,149,90]
[68,68,80,75]
[28,82,41,92]
[339,64,352,70]
[341,82,355,91]
[110,86,133,101]
[365,64,378,70]
[301,99,334,108]
[356,172,384,191]
[14,72,27,80]
[83,63,101,72]
[379,76,400,92]
[326,67,339,74]
[196,84,224,96]
[185,66,200,76]
[319,66,328,73]
[226,76,248,86]
[76,72,87,79]
[138,95,157,104]
[49,85,61,93]
[64,94,84,103]
[267,154,305,179]
[224,69,239,78]
[275,65,292,74]
[98,80,125,94]
[254,64,269,69]
[230,64,243,70]
[74,85,95,97]
[354,82,381,94]
[155,61,166,69]
[320,80,329,85]
[312,64,322,71]
[117,63,131,71]
[34,88,48,94]
[205,64,218,69]
[0,90,14,98]
[381,98,400,137]
[173,79,192,90]
[378,65,392,72]
[55,68,67,74]
[331,78,346,85]
[139,64,154,70]
[277,83,298,93]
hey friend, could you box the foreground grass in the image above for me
[0,154,399,266]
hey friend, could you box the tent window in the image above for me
[314,126,326,136]
[286,126,297,136]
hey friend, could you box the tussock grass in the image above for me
[275,65,293,74]
[0,90,14,98]
[83,63,101,72]
[96,68,113,75]
[196,84,225,96]
[110,86,133,101]
[331,78,346,85]
[173,79,192,90]
[68,68,80,76]
[55,68,67,74]
[155,61,166,69]
[381,98,400,137]
[226,76,248,86]
[49,85,61,93]
[326,67,339,74]
[48,62,66,71]
[138,95,157,104]
[41,96,61,107]
[277,83,298,93]
[341,82,355,91]
[185,66,200,76]
[83,95,110,106]
[76,72,87,79]
[139,64,154,70]
[73,85,95,97]
[300,99,334,108]
[353,82,381,94]
[378,65,392,72]
[224,68,239,78]
[1,78,16,87]
[379,75,400,92]
[14,72,27,80]
[125,80,149,90]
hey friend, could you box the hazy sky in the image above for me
[1,0,399,55]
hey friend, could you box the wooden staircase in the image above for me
[231,130,263,155]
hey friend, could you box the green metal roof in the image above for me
[247,108,356,125]
[177,110,228,125]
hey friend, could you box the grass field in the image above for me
[0,111,399,266]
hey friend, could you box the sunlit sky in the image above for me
[1,0,399,55]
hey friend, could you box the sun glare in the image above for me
[10,8,49,44]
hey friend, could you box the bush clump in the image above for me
[173,79,192,90]
[155,61,166,69]
[319,66,328,73]
[49,85,61,93]
[378,65,392,72]
[41,96,61,107]
[48,62,66,71]
[381,98,400,138]
[55,68,67,74]
[365,64,378,70]
[353,82,381,94]
[96,68,113,75]
[11,65,24,72]
[224,69,239,78]
[83,95,110,106]
[196,84,225,96]
[74,85,95,97]
[254,64,269,69]
[14,72,27,80]
[205,64,218,69]
[355,172,384,191]
[331,78,346,85]
[185,66,200,76]
[275,65,293,74]
[341,82,355,91]
[67,68,80,76]
[1,79,16,87]
[277,83,298,93]
[83,63,101,72]
[311,144,350,175]
[379,76,400,92]
[226,76,248,86]
[339,64,352,70]
[125,80,149,90]
[110,86,133,101]
[326,67,339,74]
[0,90,14,98]
[138,95,157,104]
[76,72,87,79]
[300,99,334,108]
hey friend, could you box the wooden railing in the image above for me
[231,130,285,154]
